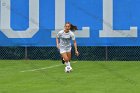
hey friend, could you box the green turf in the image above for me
[0,60,140,93]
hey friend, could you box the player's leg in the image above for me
[61,47,71,64]
[60,47,71,72]
[66,46,72,70]
[66,52,73,71]
[59,47,68,64]
[61,53,70,67]
[66,47,72,61]
[61,56,65,64]
[67,52,71,61]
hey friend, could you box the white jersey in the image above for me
[57,30,75,47]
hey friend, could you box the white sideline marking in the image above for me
[20,64,63,72]
[20,61,77,72]
[73,61,77,63]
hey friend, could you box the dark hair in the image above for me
[65,22,78,31]
[70,24,78,31]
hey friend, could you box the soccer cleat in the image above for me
[61,58,65,64]
[70,66,73,71]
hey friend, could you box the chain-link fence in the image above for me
[0,46,140,61]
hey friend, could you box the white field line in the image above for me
[20,61,77,72]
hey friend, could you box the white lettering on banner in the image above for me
[0,0,39,38]
[0,0,138,38]
[99,0,138,37]
[51,0,90,38]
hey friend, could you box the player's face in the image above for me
[64,24,71,32]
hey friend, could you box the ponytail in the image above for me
[65,22,78,31]
[70,24,78,31]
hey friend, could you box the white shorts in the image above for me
[59,46,71,54]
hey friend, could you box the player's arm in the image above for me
[73,40,79,56]
[71,32,79,56]
[56,33,60,49]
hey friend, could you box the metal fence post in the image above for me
[25,46,28,60]
[105,46,108,61]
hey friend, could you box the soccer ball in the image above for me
[65,66,71,73]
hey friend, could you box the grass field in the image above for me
[0,60,140,93]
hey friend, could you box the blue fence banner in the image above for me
[0,0,139,46]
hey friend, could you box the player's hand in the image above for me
[75,51,79,56]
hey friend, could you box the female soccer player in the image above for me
[56,22,79,72]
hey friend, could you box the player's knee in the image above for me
[64,57,69,62]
